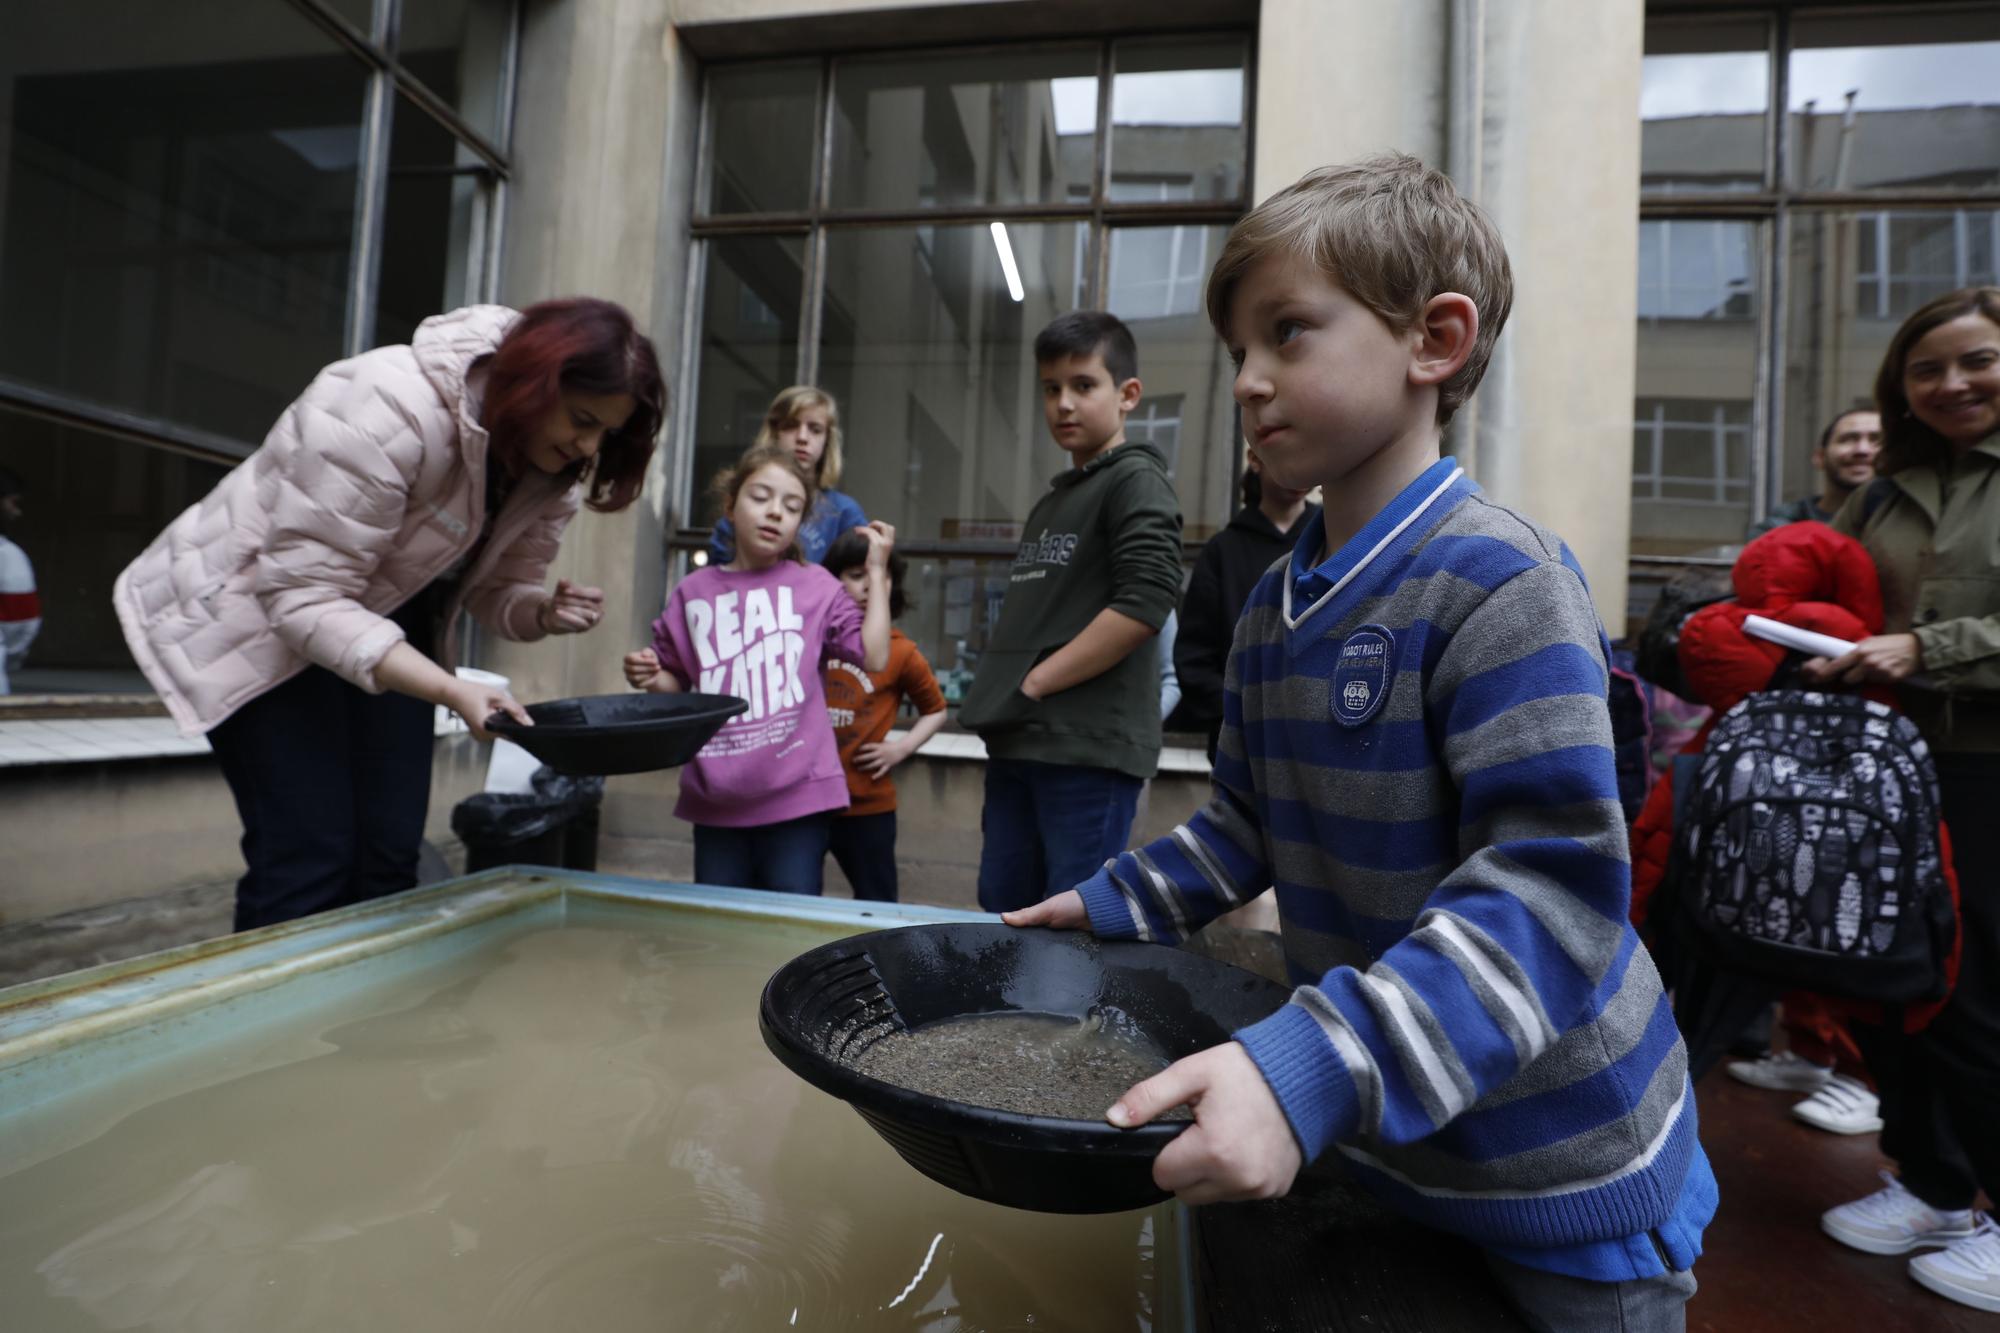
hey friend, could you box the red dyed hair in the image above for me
[478,297,666,512]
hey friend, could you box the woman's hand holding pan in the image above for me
[449,676,531,742]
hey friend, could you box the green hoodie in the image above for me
[959,440,1183,779]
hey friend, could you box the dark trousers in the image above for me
[209,664,435,932]
[694,811,836,895]
[1484,1253,1696,1333]
[975,757,1142,913]
[829,810,899,902]
[1855,753,2000,1212]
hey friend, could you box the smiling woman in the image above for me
[111,299,664,934]
[1813,287,2000,1317]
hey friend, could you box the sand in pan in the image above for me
[852,1009,1191,1122]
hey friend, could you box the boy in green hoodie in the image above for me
[959,311,1185,913]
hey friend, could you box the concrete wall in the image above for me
[0,738,490,984]
[478,0,693,714]
[599,752,1214,905]
[1253,0,1448,189]
[0,743,1208,982]
[1252,0,1641,626]
[1466,0,1642,624]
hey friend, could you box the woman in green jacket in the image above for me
[1808,285,2000,1315]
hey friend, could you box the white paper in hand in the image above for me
[1742,614,1857,660]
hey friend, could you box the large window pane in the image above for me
[1789,12,2000,192]
[829,50,1097,212]
[1632,221,1764,556]
[1638,218,1757,320]
[0,2,363,445]
[397,0,517,148]
[687,235,806,523]
[901,553,1014,708]
[0,411,230,692]
[1107,225,1236,539]
[1108,39,1246,205]
[325,0,380,40]
[702,63,818,216]
[817,221,1089,540]
[1641,18,1769,193]
[1781,207,2000,511]
[374,96,496,349]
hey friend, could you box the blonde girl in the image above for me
[707,385,867,565]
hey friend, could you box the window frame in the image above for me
[673,30,1255,561]
[1634,2,2000,580]
[0,0,521,711]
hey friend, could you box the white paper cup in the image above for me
[435,667,513,735]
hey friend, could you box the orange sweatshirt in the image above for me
[823,628,946,816]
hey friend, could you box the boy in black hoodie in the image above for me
[958,312,1184,913]
[1175,449,1318,760]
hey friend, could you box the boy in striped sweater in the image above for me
[1007,155,1715,1329]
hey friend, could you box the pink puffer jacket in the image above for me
[114,305,580,735]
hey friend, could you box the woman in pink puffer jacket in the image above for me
[114,299,664,930]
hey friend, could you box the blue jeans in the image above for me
[694,812,836,895]
[208,664,434,932]
[829,810,899,902]
[976,758,1142,913]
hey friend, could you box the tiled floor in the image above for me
[0,716,209,767]
[1691,1069,1994,1331]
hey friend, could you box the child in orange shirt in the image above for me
[821,532,948,901]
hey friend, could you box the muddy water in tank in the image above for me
[0,901,1179,1331]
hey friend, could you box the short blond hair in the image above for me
[1205,154,1513,425]
[755,384,845,490]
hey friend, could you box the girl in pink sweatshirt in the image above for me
[625,444,893,894]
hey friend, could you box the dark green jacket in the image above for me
[1746,494,1839,540]
[959,440,1183,778]
[1832,431,2000,753]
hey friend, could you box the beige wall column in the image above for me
[488,0,694,708]
[1253,0,1447,190]
[1253,0,1641,624]
[1463,0,1641,625]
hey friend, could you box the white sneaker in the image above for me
[1726,1050,1834,1092]
[1790,1075,1884,1135]
[1910,1215,2000,1313]
[1823,1171,1978,1255]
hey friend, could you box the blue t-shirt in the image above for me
[708,488,866,566]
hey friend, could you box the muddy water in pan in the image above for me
[0,905,1178,1331]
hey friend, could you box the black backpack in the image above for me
[1671,690,1955,1004]
[1633,564,1734,700]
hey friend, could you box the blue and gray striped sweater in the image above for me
[1077,458,1715,1279]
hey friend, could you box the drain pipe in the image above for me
[1445,0,1485,484]
[1446,0,1519,503]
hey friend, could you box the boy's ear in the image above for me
[1117,376,1144,413]
[1407,293,1479,391]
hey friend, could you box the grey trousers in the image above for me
[1484,1254,1698,1333]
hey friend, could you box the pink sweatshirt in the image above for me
[650,561,863,828]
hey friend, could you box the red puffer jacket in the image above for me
[1628,522,1960,1033]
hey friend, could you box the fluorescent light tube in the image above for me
[990,221,1025,302]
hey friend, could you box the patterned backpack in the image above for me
[1671,690,1956,1004]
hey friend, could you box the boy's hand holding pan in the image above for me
[1109,1040,1303,1205]
[1001,889,1090,931]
